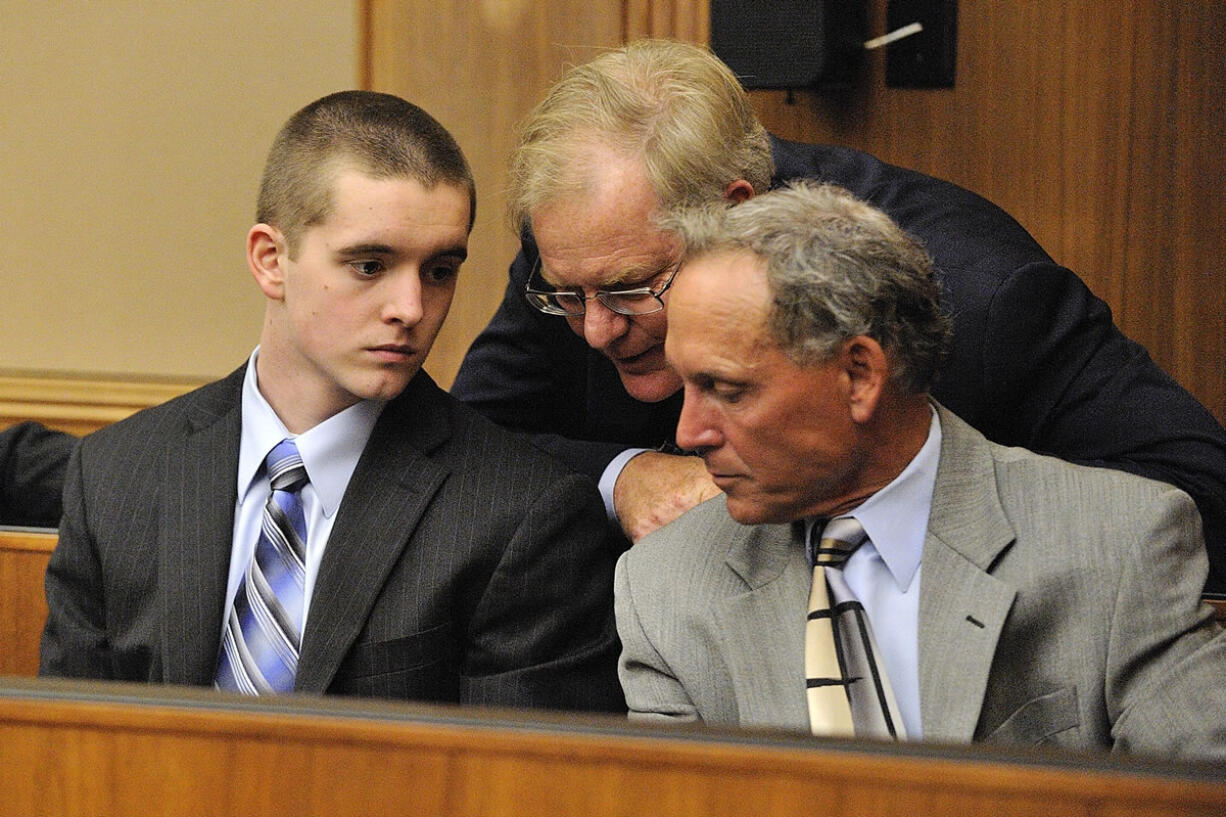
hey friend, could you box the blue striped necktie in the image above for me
[215,439,308,694]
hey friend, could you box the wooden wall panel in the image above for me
[363,0,624,388]
[737,2,1225,423]
[625,0,708,42]
[1172,6,1226,426]
[380,0,1223,424]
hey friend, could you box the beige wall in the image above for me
[0,1,358,381]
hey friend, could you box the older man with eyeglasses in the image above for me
[452,40,1226,594]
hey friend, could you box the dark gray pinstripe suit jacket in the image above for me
[39,365,624,713]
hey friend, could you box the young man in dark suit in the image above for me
[39,91,623,712]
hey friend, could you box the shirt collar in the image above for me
[238,348,385,518]
[806,404,941,592]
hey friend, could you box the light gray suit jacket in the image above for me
[615,404,1226,758]
[41,365,624,712]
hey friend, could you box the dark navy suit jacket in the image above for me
[0,421,77,527]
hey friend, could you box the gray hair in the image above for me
[507,39,773,234]
[664,181,951,393]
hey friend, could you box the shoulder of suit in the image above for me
[630,495,743,564]
[939,403,1183,503]
[82,367,242,448]
[985,434,1195,523]
[427,384,595,483]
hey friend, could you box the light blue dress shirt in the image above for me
[225,349,384,641]
[806,406,941,739]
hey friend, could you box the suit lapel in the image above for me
[716,521,812,730]
[159,368,245,685]
[295,374,451,693]
[918,406,1017,742]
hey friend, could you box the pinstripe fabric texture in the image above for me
[615,404,1226,757]
[39,365,626,713]
[215,440,307,694]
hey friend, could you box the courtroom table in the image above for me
[0,677,1221,816]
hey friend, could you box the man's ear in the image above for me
[723,179,755,204]
[841,336,889,424]
[247,223,288,300]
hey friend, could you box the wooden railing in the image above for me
[0,528,55,677]
[0,372,201,436]
[0,678,1221,816]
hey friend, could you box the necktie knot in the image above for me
[266,439,307,492]
[810,516,868,569]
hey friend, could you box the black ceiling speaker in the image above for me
[710,0,867,89]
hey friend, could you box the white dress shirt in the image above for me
[224,349,384,642]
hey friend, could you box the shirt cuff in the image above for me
[598,448,652,523]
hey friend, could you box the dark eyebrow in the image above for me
[336,243,468,263]
[336,242,396,257]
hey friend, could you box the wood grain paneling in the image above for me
[1172,6,1226,425]
[743,2,1225,423]
[0,530,54,677]
[625,0,708,42]
[364,0,624,389]
[0,680,1222,816]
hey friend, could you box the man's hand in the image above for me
[613,451,722,543]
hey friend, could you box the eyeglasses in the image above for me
[524,257,680,317]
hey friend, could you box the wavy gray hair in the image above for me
[663,181,952,394]
[508,39,773,234]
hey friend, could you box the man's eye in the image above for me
[425,263,460,284]
[696,376,744,404]
[349,260,385,277]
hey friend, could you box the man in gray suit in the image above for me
[40,91,623,712]
[615,181,1226,757]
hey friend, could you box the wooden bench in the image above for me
[0,677,1222,816]
[0,528,55,676]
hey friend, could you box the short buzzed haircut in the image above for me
[256,90,475,255]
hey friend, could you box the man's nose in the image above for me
[674,387,721,453]
[383,271,425,326]
[576,298,629,350]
